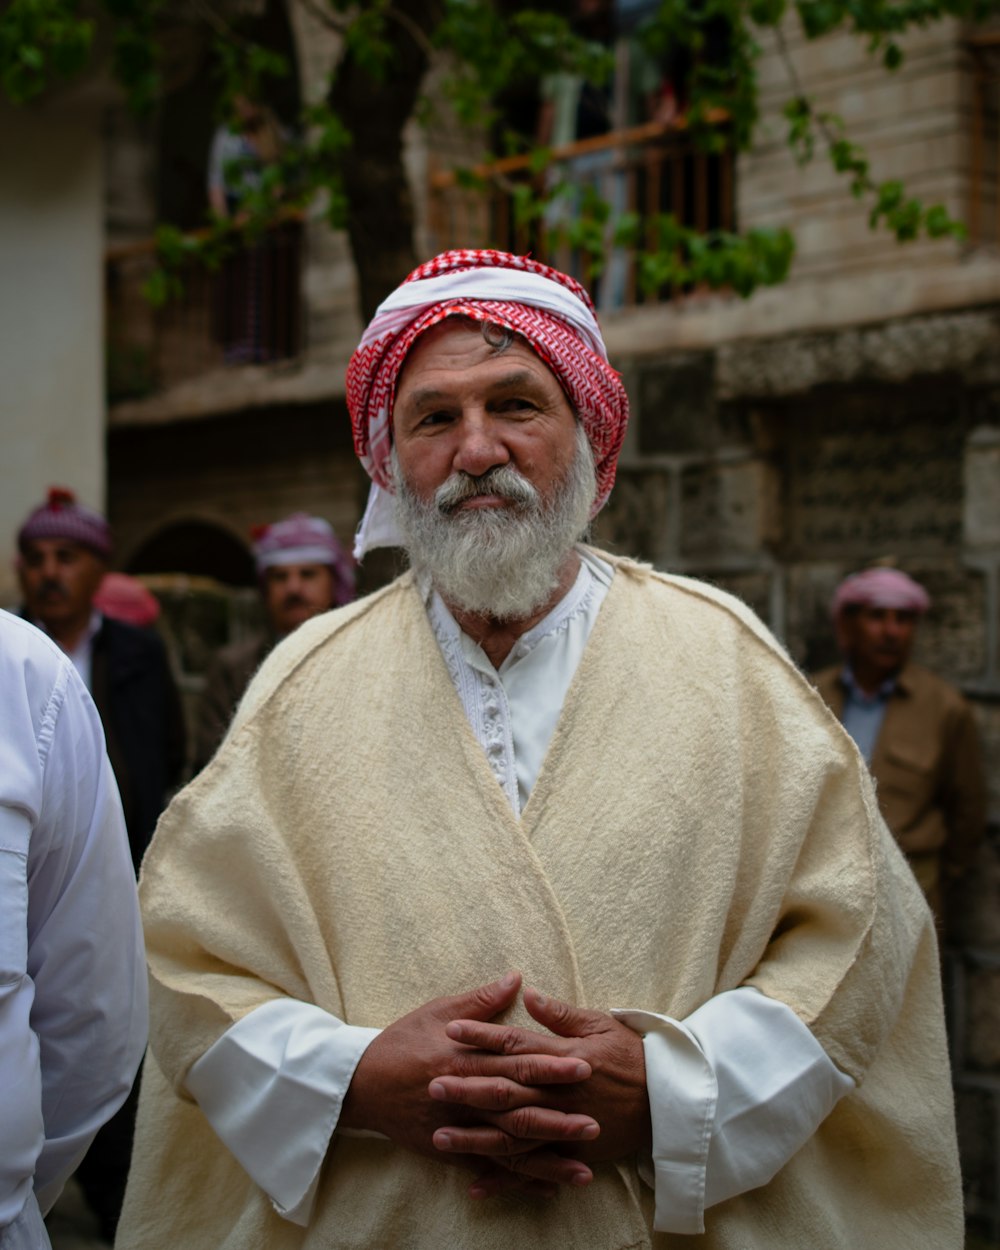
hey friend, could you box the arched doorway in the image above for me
[126,521,263,756]
[128,518,255,585]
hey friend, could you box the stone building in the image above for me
[4,0,999,1239]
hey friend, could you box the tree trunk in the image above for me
[328,0,445,322]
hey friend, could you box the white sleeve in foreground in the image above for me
[185,1000,380,1226]
[28,672,148,1217]
[612,986,855,1236]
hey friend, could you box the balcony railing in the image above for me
[105,218,305,405]
[427,116,735,311]
[969,32,1000,247]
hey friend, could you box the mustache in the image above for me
[435,465,539,513]
[34,579,68,599]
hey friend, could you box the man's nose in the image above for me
[452,415,510,478]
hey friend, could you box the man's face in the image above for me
[262,561,336,636]
[390,320,596,621]
[838,606,918,683]
[392,320,580,511]
[18,538,106,631]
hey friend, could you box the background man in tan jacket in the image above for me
[813,566,986,929]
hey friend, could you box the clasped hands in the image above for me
[339,971,650,1201]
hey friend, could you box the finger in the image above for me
[471,1152,594,1191]
[429,1075,545,1111]
[446,1018,573,1058]
[450,1051,591,1086]
[443,972,522,1024]
[433,1109,599,1153]
[523,986,608,1039]
[468,1168,559,1201]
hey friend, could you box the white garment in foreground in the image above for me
[0,612,148,1242]
[187,556,853,1234]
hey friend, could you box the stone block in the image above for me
[680,459,780,559]
[783,563,845,671]
[717,310,1000,399]
[778,382,967,561]
[965,426,1000,549]
[907,562,988,682]
[635,353,717,454]
[971,702,1000,824]
[955,1082,1000,1230]
[967,967,1000,1069]
[689,570,774,628]
[948,834,1000,949]
[593,467,674,567]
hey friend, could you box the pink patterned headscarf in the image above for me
[831,568,931,618]
[346,250,629,556]
[251,513,355,606]
[93,573,161,627]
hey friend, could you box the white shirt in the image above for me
[187,557,853,1234]
[0,612,148,1245]
[28,611,102,692]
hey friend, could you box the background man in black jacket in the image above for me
[15,486,185,1243]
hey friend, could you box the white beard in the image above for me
[392,425,597,621]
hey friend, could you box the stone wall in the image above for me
[109,399,366,573]
[596,301,1000,1243]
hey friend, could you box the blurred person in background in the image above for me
[0,611,146,1250]
[813,566,986,932]
[193,512,355,771]
[14,487,185,1243]
[207,94,300,365]
[92,572,162,630]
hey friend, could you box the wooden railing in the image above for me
[969,32,1000,247]
[105,217,305,404]
[428,115,734,311]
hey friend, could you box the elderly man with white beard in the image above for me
[119,251,961,1250]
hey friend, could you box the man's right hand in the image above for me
[338,972,598,1189]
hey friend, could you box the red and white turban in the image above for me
[346,250,629,556]
[831,568,931,618]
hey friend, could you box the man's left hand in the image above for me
[428,986,651,1194]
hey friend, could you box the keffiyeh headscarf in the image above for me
[831,568,931,618]
[346,250,629,557]
[251,513,355,606]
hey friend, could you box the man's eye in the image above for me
[419,411,452,427]
[495,397,535,413]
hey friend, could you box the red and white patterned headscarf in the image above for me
[346,249,629,556]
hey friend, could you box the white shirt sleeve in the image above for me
[613,986,855,1235]
[0,625,148,1228]
[185,1001,380,1225]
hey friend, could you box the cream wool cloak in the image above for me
[117,556,962,1250]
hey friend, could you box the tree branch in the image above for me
[292,0,350,37]
[385,4,436,59]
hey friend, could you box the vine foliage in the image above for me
[3,0,995,314]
